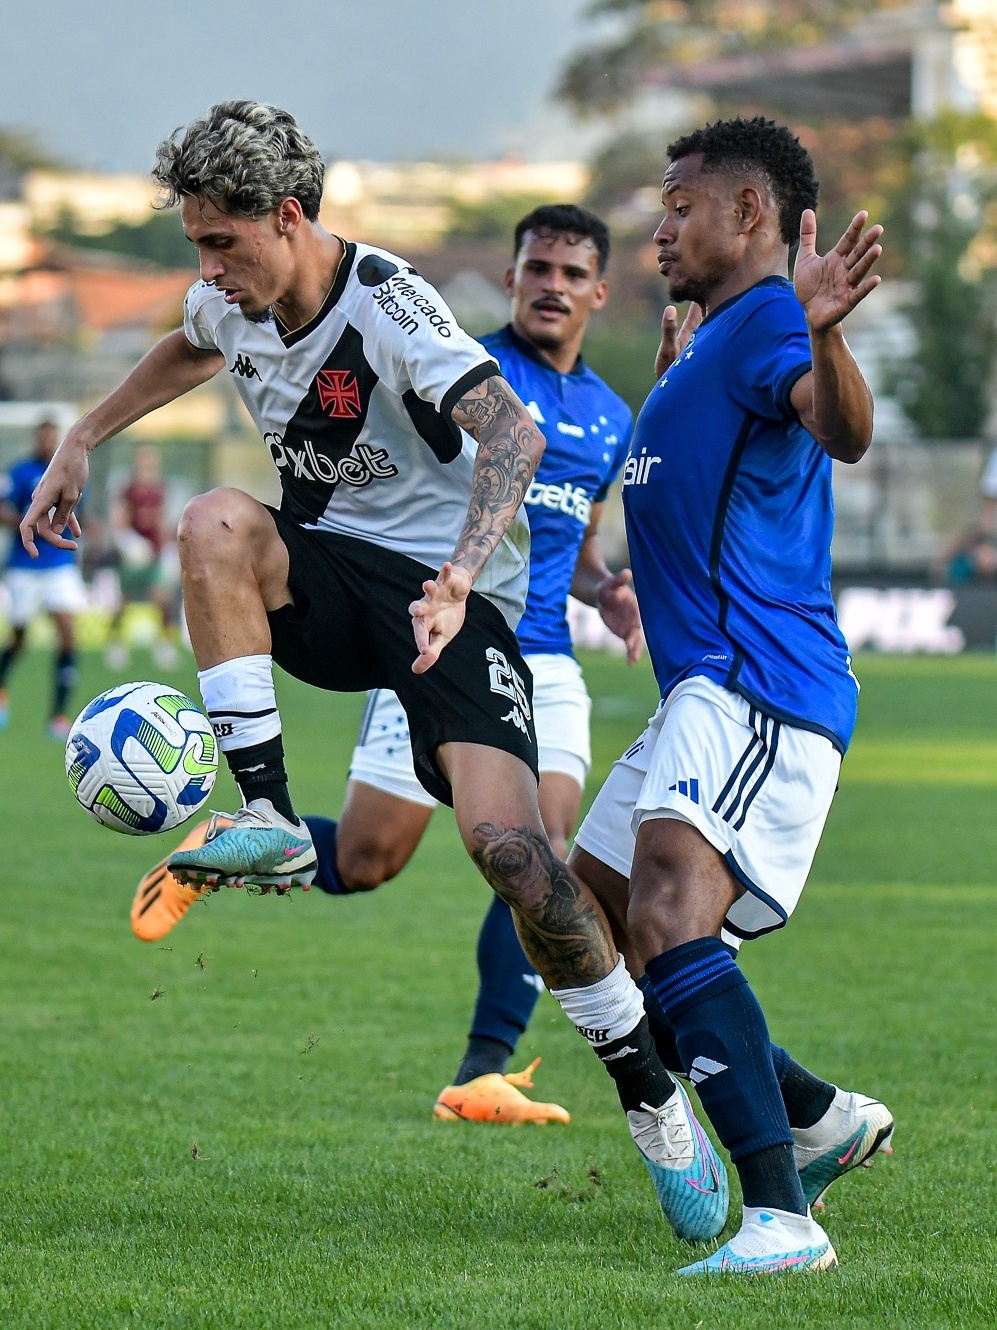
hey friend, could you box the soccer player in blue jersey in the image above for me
[554,117,894,1274]
[0,420,84,739]
[133,204,643,1122]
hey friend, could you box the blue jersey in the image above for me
[482,325,632,657]
[623,276,857,752]
[1,456,79,571]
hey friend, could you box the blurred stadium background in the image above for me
[2,0,997,656]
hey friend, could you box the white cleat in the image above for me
[677,1205,837,1276]
[794,1088,894,1210]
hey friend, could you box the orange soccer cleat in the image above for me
[130,814,234,942]
[432,1058,570,1125]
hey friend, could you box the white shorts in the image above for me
[348,652,592,808]
[3,565,87,627]
[574,675,841,942]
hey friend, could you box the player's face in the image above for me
[35,423,60,462]
[181,195,293,323]
[653,156,745,305]
[507,231,607,353]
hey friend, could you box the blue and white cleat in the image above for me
[794,1089,894,1210]
[627,1076,728,1242]
[677,1206,837,1276]
[168,799,317,892]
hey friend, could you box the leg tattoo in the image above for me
[471,823,616,989]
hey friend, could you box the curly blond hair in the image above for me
[153,100,325,220]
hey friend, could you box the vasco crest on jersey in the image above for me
[271,325,395,523]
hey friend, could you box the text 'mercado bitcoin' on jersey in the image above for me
[183,243,530,629]
[623,276,858,753]
[482,325,632,658]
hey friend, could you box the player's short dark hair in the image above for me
[667,117,819,245]
[514,204,610,273]
[153,100,325,222]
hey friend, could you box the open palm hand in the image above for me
[794,209,883,333]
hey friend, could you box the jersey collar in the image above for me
[273,240,357,348]
[700,275,792,327]
[502,323,586,377]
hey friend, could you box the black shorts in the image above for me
[265,508,538,806]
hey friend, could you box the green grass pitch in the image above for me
[0,649,995,1327]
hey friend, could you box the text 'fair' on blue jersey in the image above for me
[2,456,80,571]
[622,276,858,752]
[482,325,632,657]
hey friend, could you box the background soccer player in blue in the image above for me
[134,204,642,1123]
[0,419,85,740]
[557,117,895,1274]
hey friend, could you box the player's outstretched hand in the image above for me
[655,302,703,378]
[409,562,473,674]
[794,208,883,333]
[19,437,88,557]
[597,569,644,665]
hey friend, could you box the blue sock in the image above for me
[302,816,348,894]
[646,937,800,1196]
[467,895,542,1054]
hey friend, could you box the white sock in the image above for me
[198,654,281,752]
[729,1205,824,1257]
[550,956,645,1048]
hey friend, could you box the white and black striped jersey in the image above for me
[183,242,529,627]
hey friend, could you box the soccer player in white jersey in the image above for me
[132,203,640,1127]
[22,103,731,1245]
[563,117,895,1274]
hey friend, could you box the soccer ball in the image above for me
[65,681,217,835]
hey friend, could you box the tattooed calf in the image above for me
[471,822,617,988]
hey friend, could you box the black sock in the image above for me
[52,649,77,718]
[771,1047,836,1129]
[453,1035,513,1086]
[225,735,297,823]
[0,643,19,688]
[595,1015,677,1114]
[737,1143,808,1212]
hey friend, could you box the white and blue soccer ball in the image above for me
[65,681,217,835]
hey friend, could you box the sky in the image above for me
[0,0,604,171]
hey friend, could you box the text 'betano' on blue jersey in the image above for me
[622,276,858,752]
[482,325,632,657]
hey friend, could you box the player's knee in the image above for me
[177,488,257,571]
[337,841,397,892]
[466,820,557,917]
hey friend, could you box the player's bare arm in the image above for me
[790,208,883,464]
[19,331,224,557]
[409,374,544,674]
[570,503,643,664]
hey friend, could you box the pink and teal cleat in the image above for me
[794,1089,894,1210]
[167,799,317,892]
[627,1076,728,1242]
[677,1206,837,1276]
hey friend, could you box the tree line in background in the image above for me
[2,0,995,437]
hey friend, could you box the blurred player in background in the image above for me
[133,204,640,1127]
[567,118,894,1275]
[0,419,85,740]
[105,446,182,672]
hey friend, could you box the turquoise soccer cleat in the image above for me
[627,1077,729,1242]
[167,799,317,891]
[677,1206,836,1276]
[794,1089,895,1209]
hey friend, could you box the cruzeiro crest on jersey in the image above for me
[268,323,397,524]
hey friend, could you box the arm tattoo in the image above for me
[449,375,544,582]
[471,823,617,989]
